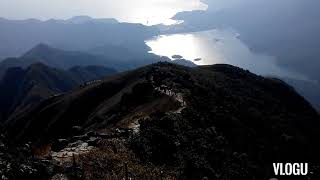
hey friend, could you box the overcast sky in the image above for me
[0,0,208,25]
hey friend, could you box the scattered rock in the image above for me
[51,173,69,180]
[52,141,94,166]
[87,137,101,146]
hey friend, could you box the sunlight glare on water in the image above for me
[146,29,307,80]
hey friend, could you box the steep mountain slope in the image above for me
[0,63,116,123]
[0,57,32,79]
[5,62,320,179]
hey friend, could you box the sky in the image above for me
[0,0,207,25]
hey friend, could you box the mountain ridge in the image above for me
[3,62,319,179]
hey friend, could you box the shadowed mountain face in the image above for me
[0,63,116,123]
[5,62,320,179]
[21,44,109,69]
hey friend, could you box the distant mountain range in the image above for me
[17,44,108,68]
[66,16,118,24]
[0,44,196,77]
[0,16,159,60]
[0,44,115,78]
[0,16,118,25]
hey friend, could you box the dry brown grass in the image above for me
[78,138,177,180]
[32,143,52,159]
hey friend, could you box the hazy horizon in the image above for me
[0,0,207,25]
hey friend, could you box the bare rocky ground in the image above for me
[31,84,187,179]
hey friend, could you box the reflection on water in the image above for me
[146,29,306,80]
